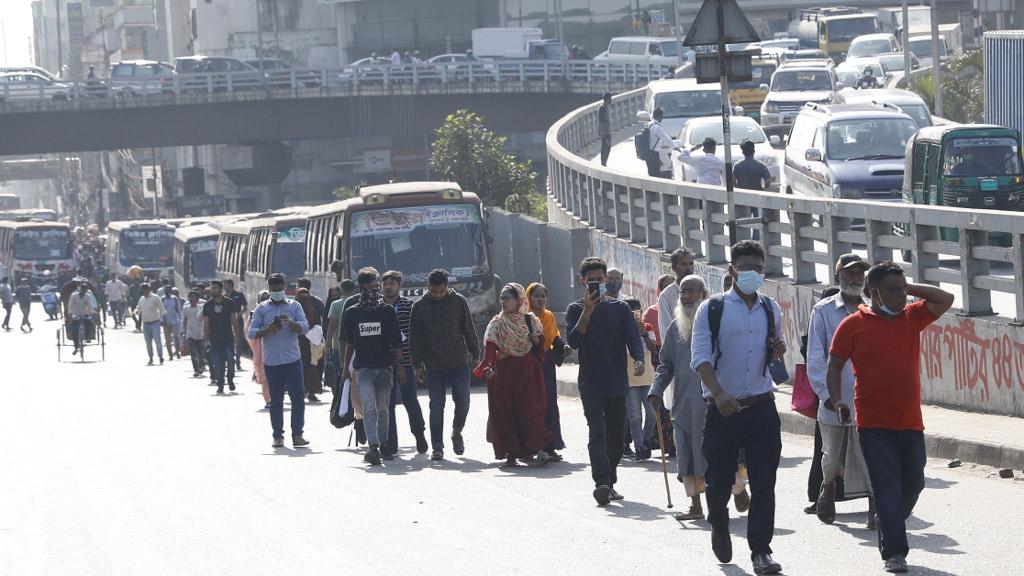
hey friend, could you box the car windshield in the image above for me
[120,229,173,264]
[272,225,307,280]
[111,64,135,77]
[848,39,891,59]
[348,204,489,284]
[734,62,777,88]
[901,104,931,128]
[15,228,69,260]
[826,118,918,161]
[943,137,1022,176]
[689,120,766,145]
[837,70,859,86]
[653,90,721,118]
[826,17,880,41]
[658,42,679,57]
[771,70,833,92]
[878,55,908,71]
[189,239,218,282]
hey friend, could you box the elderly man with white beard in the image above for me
[649,274,710,522]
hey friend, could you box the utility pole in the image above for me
[930,0,943,117]
[555,0,567,70]
[55,0,64,78]
[715,0,736,242]
[901,0,911,82]
[673,0,684,68]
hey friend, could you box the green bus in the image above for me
[902,124,1024,242]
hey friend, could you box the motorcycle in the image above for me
[40,285,59,320]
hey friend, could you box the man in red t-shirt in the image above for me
[825,262,953,574]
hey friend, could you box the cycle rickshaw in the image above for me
[56,279,106,362]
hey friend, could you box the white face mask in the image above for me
[270,290,286,302]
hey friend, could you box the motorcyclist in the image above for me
[856,67,879,89]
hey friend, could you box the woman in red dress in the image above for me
[475,283,555,467]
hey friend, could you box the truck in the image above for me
[790,7,882,61]
[875,6,932,37]
[906,22,964,62]
[471,27,563,59]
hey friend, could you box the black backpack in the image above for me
[634,125,652,160]
[707,293,777,378]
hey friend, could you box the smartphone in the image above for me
[587,281,600,298]
[839,405,851,423]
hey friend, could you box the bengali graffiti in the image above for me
[919,318,1024,402]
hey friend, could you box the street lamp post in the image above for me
[901,0,911,81]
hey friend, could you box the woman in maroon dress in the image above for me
[475,283,555,467]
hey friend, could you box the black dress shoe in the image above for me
[752,553,782,575]
[711,523,732,563]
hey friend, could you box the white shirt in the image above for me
[677,149,725,185]
[648,120,675,152]
[137,294,166,323]
[658,281,680,342]
[105,279,128,302]
[67,292,95,316]
[183,301,206,340]
[807,293,860,426]
[391,51,402,64]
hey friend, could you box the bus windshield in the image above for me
[943,137,1022,177]
[272,224,307,280]
[653,90,720,119]
[348,204,488,284]
[190,239,218,282]
[15,228,70,260]
[826,17,880,41]
[120,228,173,264]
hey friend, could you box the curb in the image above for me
[556,377,1024,471]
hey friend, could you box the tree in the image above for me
[907,51,985,125]
[431,109,545,220]
[333,186,358,200]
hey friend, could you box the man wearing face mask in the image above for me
[604,267,626,300]
[826,263,953,574]
[807,254,874,529]
[566,257,646,506]
[690,240,786,575]
[249,273,311,448]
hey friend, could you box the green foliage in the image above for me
[907,51,985,125]
[333,186,358,200]
[430,109,538,209]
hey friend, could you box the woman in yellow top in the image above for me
[526,282,570,458]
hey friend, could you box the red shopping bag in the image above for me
[791,363,818,419]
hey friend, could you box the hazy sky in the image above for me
[1,0,34,67]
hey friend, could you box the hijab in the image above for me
[484,283,541,358]
[525,282,560,351]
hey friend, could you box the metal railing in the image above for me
[546,88,1024,322]
[0,61,679,113]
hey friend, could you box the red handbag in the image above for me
[791,363,819,419]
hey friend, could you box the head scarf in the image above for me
[358,284,383,310]
[484,283,541,358]
[526,282,560,351]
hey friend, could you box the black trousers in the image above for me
[600,136,612,166]
[582,394,626,488]
[702,400,782,556]
[645,153,661,177]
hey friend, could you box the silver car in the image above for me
[0,72,73,102]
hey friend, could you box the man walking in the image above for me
[827,263,953,573]
[409,269,480,461]
[162,287,184,359]
[0,277,13,330]
[183,290,207,378]
[204,280,240,394]
[566,257,645,505]
[341,268,406,465]
[382,270,428,456]
[15,277,33,332]
[104,272,129,327]
[691,240,786,575]
[808,254,875,528]
[137,284,167,365]
[657,247,696,342]
[599,92,613,167]
[223,278,247,372]
[734,140,773,191]
[249,273,310,448]
[646,107,680,178]
[678,137,726,185]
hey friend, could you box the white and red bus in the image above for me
[106,220,175,279]
[0,220,75,289]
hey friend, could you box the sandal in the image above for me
[674,506,705,521]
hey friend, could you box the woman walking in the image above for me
[475,283,555,467]
[297,288,325,404]
[526,282,568,459]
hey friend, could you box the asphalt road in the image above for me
[2,307,1022,575]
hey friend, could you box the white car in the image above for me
[759,65,839,128]
[0,72,73,102]
[846,33,899,60]
[670,116,781,188]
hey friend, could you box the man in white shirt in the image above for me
[105,273,129,327]
[657,247,696,342]
[183,290,207,378]
[646,107,680,178]
[136,284,167,365]
[391,50,402,65]
[678,137,726,185]
[66,283,97,354]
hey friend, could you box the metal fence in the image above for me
[0,61,679,113]
[547,87,1024,322]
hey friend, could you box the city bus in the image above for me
[173,223,222,294]
[303,182,499,336]
[0,208,59,222]
[106,220,175,279]
[0,220,75,289]
[216,207,310,305]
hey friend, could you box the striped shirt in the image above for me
[388,296,414,366]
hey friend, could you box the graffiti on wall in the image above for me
[920,316,1024,405]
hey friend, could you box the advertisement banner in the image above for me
[350,205,480,238]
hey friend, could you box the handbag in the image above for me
[524,314,543,360]
[330,377,355,429]
[791,363,819,419]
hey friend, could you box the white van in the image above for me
[641,79,725,170]
[599,36,691,66]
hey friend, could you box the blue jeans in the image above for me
[426,364,471,451]
[266,360,305,439]
[386,364,426,454]
[143,321,163,360]
[109,300,125,325]
[859,428,926,561]
[625,386,656,452]
[208,340,235,386]
[356,366,393,447]
[188,338,206,374]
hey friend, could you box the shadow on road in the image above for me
[600,498,672,522]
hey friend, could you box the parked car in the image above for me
[760,65,839,130]
[783,101,918,200]
[0,72,73,102]
[846,33,900,60]
[107,60,175,96]
[670,116,781,187]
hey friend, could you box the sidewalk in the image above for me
[556,364,1024,470]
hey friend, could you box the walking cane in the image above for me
[653,400,674,509]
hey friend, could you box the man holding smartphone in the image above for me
[249,273,310,449]
[565,257,645,506]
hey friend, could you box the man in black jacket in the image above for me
[409,269,480,461]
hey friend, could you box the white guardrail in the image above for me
[546,88,1024,322]
[0,61,679,112]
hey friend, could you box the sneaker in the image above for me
[159,357,164,365]
[382,450,396,461]
[216,386,224,395]
[228,381,236,392]
[430,449,444,461]
[884,556,908,573]
[414,432,428,454]
[167,355,173,361]
[364,446,382,465]
[292,436,310,448]
[272,437,284,448]
[622,444,635,458]
[452,432,465,456]
[146,357,152,365]
[609,487,625,501]
[593,484,611,506]
[634,449,650,463]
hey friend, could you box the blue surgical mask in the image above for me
[605,279,622,294]
[735,270,764,294]
[878,303,904,317]
[270,290,286,302]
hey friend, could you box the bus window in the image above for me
[273,224,306,280]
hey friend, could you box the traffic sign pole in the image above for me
[716,0,737,244]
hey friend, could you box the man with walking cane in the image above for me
[649,274,710,521]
